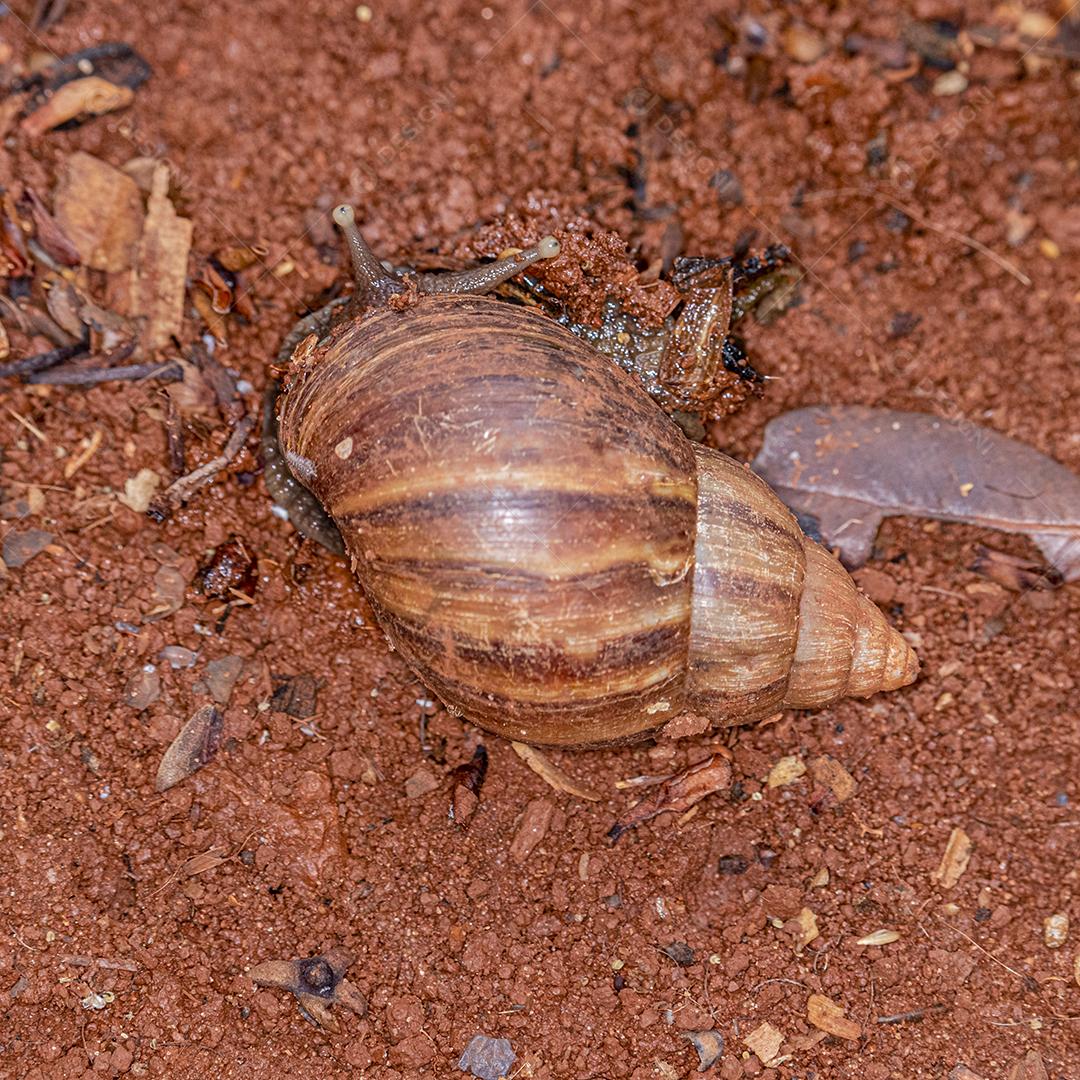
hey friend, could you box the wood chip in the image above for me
[932,826,973,889]
[63,429,102,479]
[131,163,192,354]
[767,754,806,787]
[512,741,601,801]
[743,1021,785,1067]
[807,993,861,1040]
[155,704,224,792]
[810,754,856,803]
[21,76,134,138]
[509,797,555,865]
[54,152,143,272]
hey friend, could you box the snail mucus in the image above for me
[267,205,918,747]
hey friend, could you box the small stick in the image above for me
[877,194,1032,287]
[164,392,186,475]
[58,954,139,973]
[149,411,255,520]
[27,361,182,386]
[876,1003,949,1025]
[0,340,87,378]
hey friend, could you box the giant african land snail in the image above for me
[270,205,917,747]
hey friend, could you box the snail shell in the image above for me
[278,294,917,747]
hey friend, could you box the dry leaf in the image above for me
[608,754,732,841]
[512,741,601,801]
[119,468,161,513]
[810,754,856,803]
[132,164,192,354]
[54,152,143,272]
[856,928,900,946]
[970,545,1062,592]
[182,848,227,877]
[767,754,806,787]
[155,704,224,792]
[752,406,1080,580]
[24,188,80,266]
[1007,1051,1049,1080]
[807,993,861,1040]
[933,826,973,889]
[744,1021,784,1066]
[21,76,134,138]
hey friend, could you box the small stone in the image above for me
[159,645,198,669]
[1043,912,1069,949]
[457,1034,516,1080]
[2,528,54,568]
[932,70,968,95]
[404,767,440,799]
[782,24,827,63]
[767,755,806,787]
[205,655,244,704]
[718,854,749,875]
[122,666,160,711]
[660,941,695,967]
[810,754,856,802]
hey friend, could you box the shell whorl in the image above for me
[278,294,917,746]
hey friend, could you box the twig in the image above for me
[876,1003,949,1024]
[58,954,139,973]
[27,361,182,386]
[932,917,1029,982]
[149,411,256,520]
[164,392,186,475]
[877,194,1032,286]
[0,340,87,379]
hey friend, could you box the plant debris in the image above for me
[753,406,1080,580]
[21,78,134,138]
[682,1029,723,1072]
[743,1021,785,1067]
[155,704,224,792]
[196,536,258,602]
[807,993,861,1040]
[511,741,601,801]
[970,545,1062,593]
[2,527,54,568]
[132,164,193,354]
[270,673,318,719]
[509,797,555,864]
[448,745,489,827]
[608,754,732,841]
[932,826,973,889]
[249,947,367,1033]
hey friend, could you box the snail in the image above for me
[272,205,918,747]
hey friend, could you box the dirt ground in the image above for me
[1,1,1079,1078]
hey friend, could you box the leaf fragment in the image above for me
[932,826,973,889]
[54,152,143,272]
[743,1021,785,1067]
[752,406,1080,580]
[807,993,861,1040]
[608,754,732,841]
[155,704,223,792]
[21,76,134,137]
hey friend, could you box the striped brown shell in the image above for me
[278,295,917,746]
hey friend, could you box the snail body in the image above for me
[276,207,917,747]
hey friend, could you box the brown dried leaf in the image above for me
[21,76,134,138]
[970,545,1062,592]
[933,826,973,889]
[807,993,861,1040]
[131,164,192,354]
[509,797,555,865]
[24,188,80,266]
[512,741,601,801]
[609,754,732,841]
[44,278,85,339]
[181,847,228,877]
[752,406,1080,580]
[54,152,143,272]
[1007,1051,1049,1080]
[448,744,488,827]
[155,704,223,792]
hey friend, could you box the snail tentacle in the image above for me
[332,203,404,307]
[415,236,560,296]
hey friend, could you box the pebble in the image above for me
[205,655,244,704]
[159,645,198,669]
[122,665,161,710]
[932,71,969,96]
[2,527,54,568]
[1043,912,1069,949]
[782,25,827,64]
[457,1034,516,1080]
[404,767,440,799]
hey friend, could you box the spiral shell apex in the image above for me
[278,293,917,746]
